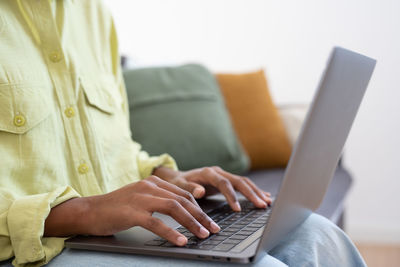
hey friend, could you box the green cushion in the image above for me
[123,64,249,174]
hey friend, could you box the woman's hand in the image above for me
[44,176,220,246]
[153,166,272,212]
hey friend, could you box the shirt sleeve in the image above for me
[0,186,80,267]
[136,150,178,179]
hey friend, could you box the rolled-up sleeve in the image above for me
[137,150,178,180]
[1,186,80,267]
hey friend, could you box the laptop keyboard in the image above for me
[145,200,271,252]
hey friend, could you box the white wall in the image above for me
[104,0,400,243]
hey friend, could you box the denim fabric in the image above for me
[0,213,366,267]
[269,214,366,267]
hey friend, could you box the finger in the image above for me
[244,180,273,205]
[216,168,270,208]
[147,176,200,207]
[139,216,187,246]
[201,168,240,212]
[242,178,272,205]
[151,186,220,233]
[150,197,210,239]
[264,191,271,197]
[241,176,271,201]
[231,178,267,208]
[176,180,206,199]
[261,191,273,205]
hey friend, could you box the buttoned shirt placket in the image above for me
[27,1,102,195]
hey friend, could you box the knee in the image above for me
[289,213,351,251]
[269,213,366,267]
[299,213,342,240]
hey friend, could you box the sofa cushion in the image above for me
[123,64,249,174]
[216,70,292,169]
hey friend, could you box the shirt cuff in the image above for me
[7,186,80,266]
[137,151,178,179]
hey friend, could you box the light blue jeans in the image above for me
[1,214,366,267]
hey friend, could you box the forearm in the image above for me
[46,177,219,246]
[44,197,91,237]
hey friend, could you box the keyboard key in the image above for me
[238,230,254,236]
[216,231,232,236]
[228,226,243,231]
[186,240,198,245]
[198,244,216,250]
[223,238,241,244]
[230,234,248,240]
[183,232,194,238]
[210,235,226,241]
[249,223,264,228]
[223,228,237,232]
[202,240,222,245]
[254,210,266,215]
[214,215,226,221]
[176,227,186,233]
[214,243,236,251]
[188,236,202,242]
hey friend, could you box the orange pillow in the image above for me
[216,70,291,169]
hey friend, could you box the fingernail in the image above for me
[233,201,241,211]
[259,200,267,208]
[193,188,203,198]
[176,236,187,246]
[210,221,220,233]
[199,227,210,238]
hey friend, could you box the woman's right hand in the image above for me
[44,176,220,246]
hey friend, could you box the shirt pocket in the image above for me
[80,76,117,115]
[0,82,51,134]
[0,82,60,194]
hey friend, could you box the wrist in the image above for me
[72,196,93,235]
[152,166,181,181]
[44,196,92,237]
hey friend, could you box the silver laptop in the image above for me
[66,47,376,263]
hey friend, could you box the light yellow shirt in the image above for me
[0,1,177,266]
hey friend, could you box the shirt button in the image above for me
[64,107,75,118]
[49,51,62,63]
[78,163,89,174]
[14,115,26,127]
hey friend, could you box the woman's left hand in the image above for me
[153,166,272,212]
